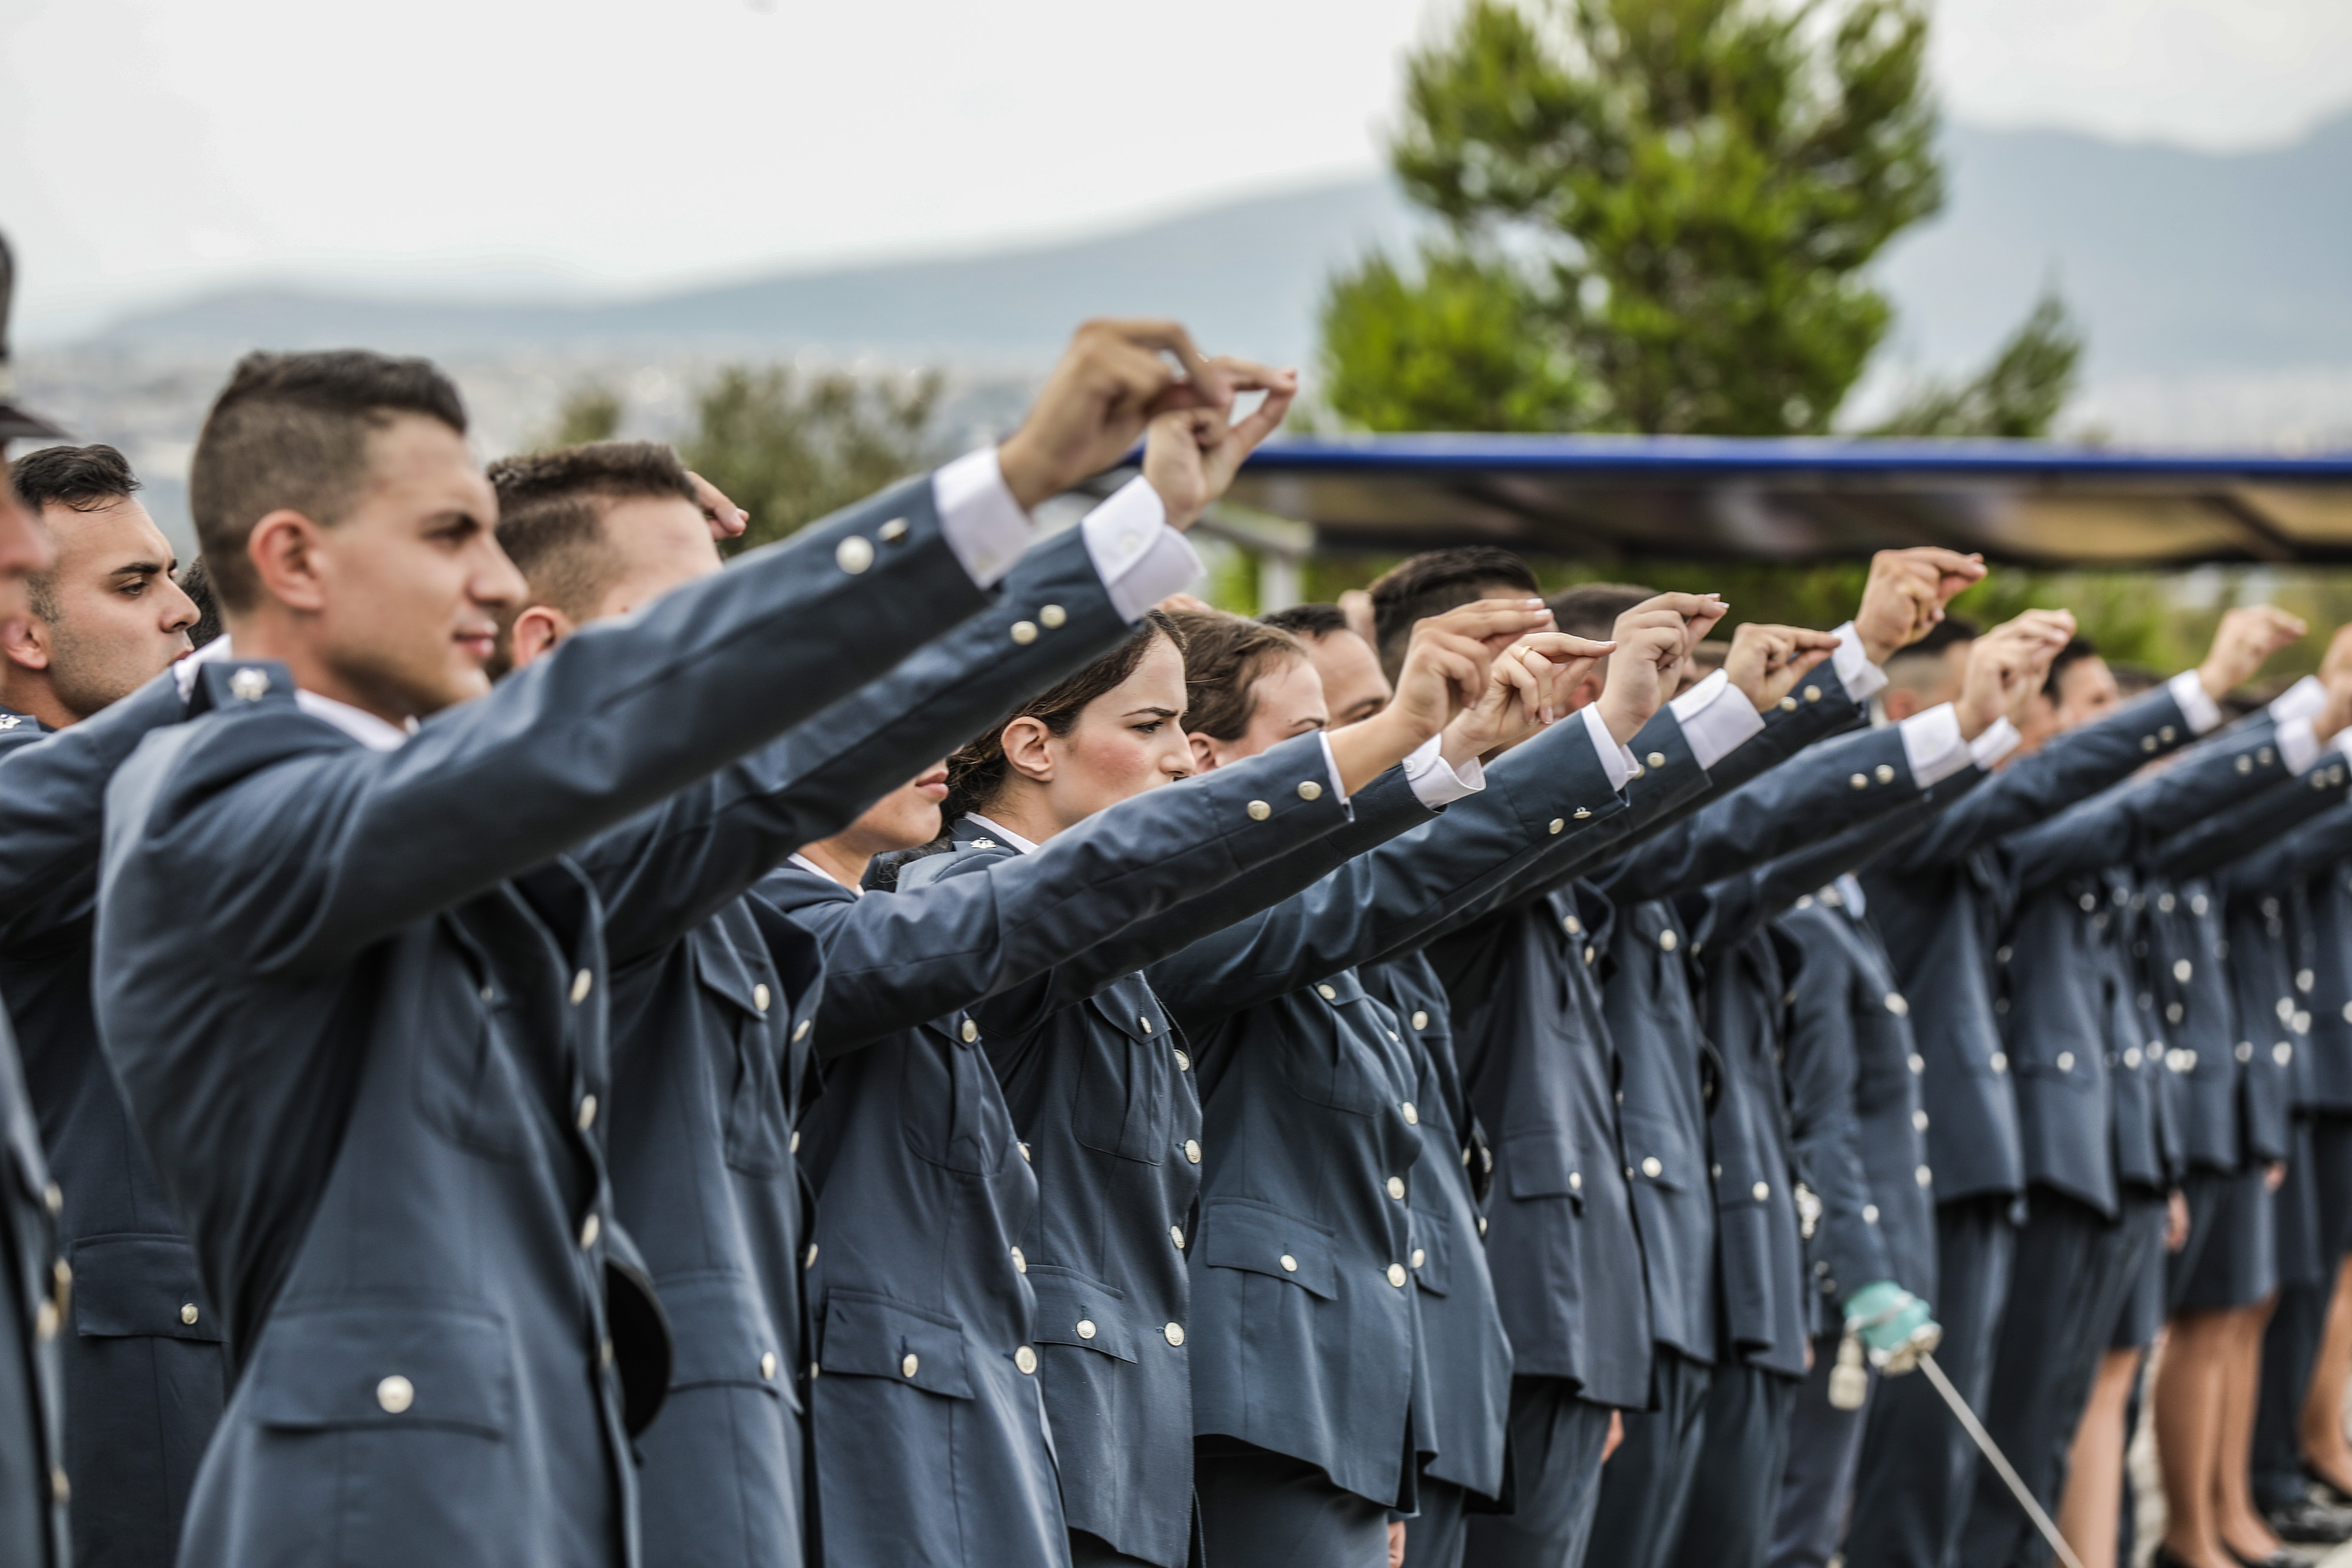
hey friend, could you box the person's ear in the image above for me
[1188,730,1224,774]
[1881,687,1922,723]
[1001,716,1056,784]
[0,611,50,673]
[246,510,329,614]
[507,605,574,671]
[1562,668,1605,714]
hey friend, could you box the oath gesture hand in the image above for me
[1852,548,1986,666]
[2199,605,2306,701]
[1140,359,1299,531]
[1000,320,1234,511]
[1725,623,1843,713]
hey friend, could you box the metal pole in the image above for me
[1915,1352,2089,1568]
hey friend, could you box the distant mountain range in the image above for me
[78,109,2352,437]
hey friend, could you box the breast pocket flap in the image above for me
[1200,1197,1338,1300]
[818,1291,973,1399]
[70,1233,222,1343]
[656,1271,781,1398]
[246,1302,512,1438]
[1026,1267,1138,1362]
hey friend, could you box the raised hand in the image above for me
[1440,630,1616,764]
[1853,547,1987,665]
[1955,626,2038,740]
[1325,598,1554,795]
[1723,622,1843,712]
[1979,610,2076,730]
[2199,604,2307,700]
[1594,600,1703,746]
[1139,359,1300,531]
[998,320,1234,510]
[686,472,748,541]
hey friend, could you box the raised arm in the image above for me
[2151,762,2352,885]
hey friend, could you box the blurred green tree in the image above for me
[542,382,624,447]
[1323,0,2080,439]
[1870,291,2086,439]
[683,368,945,553]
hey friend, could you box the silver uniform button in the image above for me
[2276,1042,2295,1065]
[579,1213,601,1249]
[2056,1052,2074,1072]
[1140,1016,1153,1034]
[577,1095,598,1132]
[1752,1181,1770,1202]
[752,983,770,1013]
[1298,780,1323,801]
[1885,992,1908,1016]
[1875,764,1896,785]
[1862,1204,1880,1222]
[1387,1176,1406,1200]
[1850,774,1868,791]
[1916,1165,1933,1187]
[902,1353,920,1377]
[1569,1171,1582,1191]
[1411,1011,1429,1031]
[1647,752,1667,769]
[1803,685,1822,702]
[2236,1041,2254,1062]
[1281,1253,1299,1272]
[793,1017,811,1042]
[1779,696,1798,711]
[1247,800,1271,821]
[1010,620,1039,645]
[836,536,874,574]
[2124,1047,2143,1068]
[1016,1346,1038,1374]
[880,516,911,543]
[1318,984,1338,1000]
[1659,930,1678,952]
[1039,604,1067,628]
[1174,1049,1192,1071]
[229,666,270,702]
[2174,959,2193,982]
[961,1019,978,1043]
[1989,1051,2007,1073]
[1011,1246,1026,1274]
[1401,1102,1419,1125]
[790,1129,801,1154]
[1170,1225,1185,1251]
[1388,1263,1408,1288]
[570,969,594,1004]
[1909,1054,1925,1075]
[1077,1319,1097,1340]
[1641,1156,1663,1179]
[376,1375,415,1414]
[1548,818,1565,835]
[180,1302,199,1327]
[2079,892,2099,912]
[1913,1109,1929,1131]
[1184,1139,1201,1164]
[761,1351,777,1380]
[1411,1248,1426,1269]
[804,1243,819,1269]
[1164,1322,1185,1346]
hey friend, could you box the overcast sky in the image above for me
[6,0,2351,339]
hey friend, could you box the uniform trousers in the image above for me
[2253,1115,2352,1513]
[1663,1362,1798,1568]
[1582,1347,1711,1568]
[1401,1476,1468,1568]
[1194,1440,1389,1568]
[1768,1335,1877,1568]
[1461,1376,1613,1568]
[1846,1193,2019,1568]
[1958,1186,2160,1568]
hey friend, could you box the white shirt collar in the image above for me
[787,851,863,895]
[962,812,1040,855]
[178,636,416,753]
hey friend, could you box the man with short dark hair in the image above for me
[1367,548,1543,678]
[1262,603,1392,727]
[0,227,72,1568]
[0,442,225,1568]
[93,320,1248,1568]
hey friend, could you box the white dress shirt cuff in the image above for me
[1401,733,1486,808]
[1969,716,2022,770]
[1579,704,1640,793]
[1668,668,1766,770]
[1896,703,1972,788]
[2335,728,2352,766]
[1829,621,1890,703]
[931,447,1034,589]
[2168,668,2224,736]
[1078,477,1205,622]
[2279,716,2323,777]
[2270,675,2328,725]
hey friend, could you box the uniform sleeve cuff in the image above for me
[1579,703,1638,792]
[1312,731,1351,806]
[1897,703,1970,787]
[1077,477,1204,622]
[1402,733,1485,808]
[1969,716,2022,770]
[1668,668,1766,770]
[1830,622,1890,703]
[931,446,1034,589]
[2270,675,2328,725]
[2169,668,2224,736]
[2280,716,2323,777]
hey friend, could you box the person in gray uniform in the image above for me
[487,376,1291,1568]
[0,442,223,1568]
[1841,603,2304,1568]
[89,322,1241,1568]
[0,225,74,1568]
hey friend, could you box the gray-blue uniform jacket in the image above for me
[761,731,1353,1568]
[1861,683,2210,1207]
[1359,953,1513,1510]
[91,480,1011,1568]
[0,677,225,1568]
[0,994,65,1568]
[572,524,1154,1568]
[1992,720,2298,1216]
[2291,817,2352,1116]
